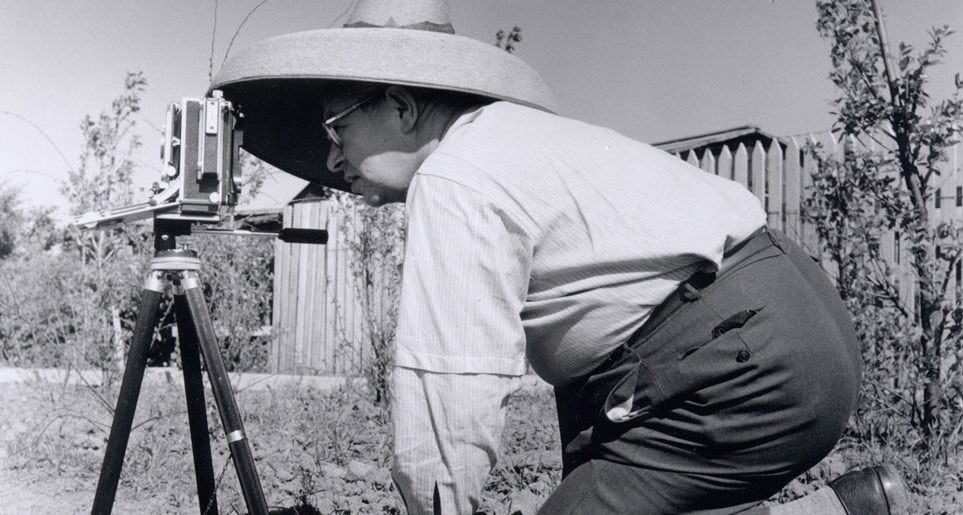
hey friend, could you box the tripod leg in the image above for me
[179,270,269,515]
[91,272,166,515]
[173,291,219,515]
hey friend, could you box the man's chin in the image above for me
[352,181,403,206]
[362,194,384,207]
[360,188,387,207]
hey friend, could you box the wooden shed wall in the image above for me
[270,200,364,374]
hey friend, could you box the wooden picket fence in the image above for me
[671,133,963,313]
[269,132,963,375]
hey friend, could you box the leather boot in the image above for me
[829,464,909,515]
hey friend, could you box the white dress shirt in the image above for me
[391,102,766,514]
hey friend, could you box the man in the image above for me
[211,1,907,513]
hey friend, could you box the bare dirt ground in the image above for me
[0,469,153,515]
[0,374,558,515]
[5,370,959,514]
[0,382,107,515]
[0,381,114,515]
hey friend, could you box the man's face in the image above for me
[323,93,419,207]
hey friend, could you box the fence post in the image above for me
[700,148,717,175]
[783,137,803,242]
[800,134,821,257]
[686,151,699,168]
[749,142,765,208]
[732,144,748,192]
[766,140,784,231]
[719,146,736,186]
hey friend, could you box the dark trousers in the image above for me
[537,230,862,515]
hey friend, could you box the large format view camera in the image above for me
[74,91,326,247]
[75,91,242,229]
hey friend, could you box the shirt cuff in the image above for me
[395,347,527,376]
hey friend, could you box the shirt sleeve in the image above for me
[390,171,533,513]
[395,172,532,376]
[391,368,520,515]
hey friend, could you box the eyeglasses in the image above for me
[323,95,378,147]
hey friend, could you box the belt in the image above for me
[573,226,779,387]
[621,226,777,350]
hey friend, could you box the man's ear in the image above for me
[384,86,419,134]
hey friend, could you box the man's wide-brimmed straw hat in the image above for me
[209,0,557,192]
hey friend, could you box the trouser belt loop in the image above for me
[717,226,772,276]
[680,282,704,302]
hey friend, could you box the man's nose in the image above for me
[326,144,345,174]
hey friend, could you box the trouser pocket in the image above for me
[600,298,766,423]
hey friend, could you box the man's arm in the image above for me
[391,170,534,513]
[392,367,520,514]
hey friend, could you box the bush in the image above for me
[0,236,147,372]
[330,193,406,405]
[190,232,276,372]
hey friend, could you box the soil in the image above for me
[0,376,559,515]
[0,468,168,515]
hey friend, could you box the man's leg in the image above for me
[540,463,913,515]
[537,459,765,515]
[758,489,846,515]
[541,231,862,514]
[746,464,909,515]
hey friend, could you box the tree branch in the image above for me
[871,0,903,110]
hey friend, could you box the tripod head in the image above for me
[72,90,327,246]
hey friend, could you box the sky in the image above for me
[2,0,962,221]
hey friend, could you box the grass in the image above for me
[2,375,961,514]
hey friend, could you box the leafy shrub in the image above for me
[190,232,276,372]
[0,232,147,372]
[330,193,406,405]
[808,0,963,502]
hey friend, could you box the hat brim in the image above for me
[222,79,351,191]
[210,27,557,193]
